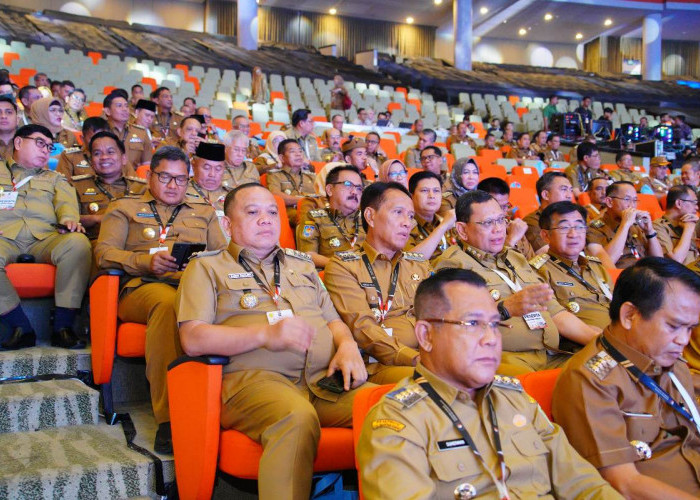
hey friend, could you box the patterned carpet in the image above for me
[0,347,91,379]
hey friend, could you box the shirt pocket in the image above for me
[27,178,55,206]
[221,274,263,311]
[508,428,550,493]
[285,271,320,314]
[128,213,160,247]
[428,447,482,484]
[624,412,661,443]
[127,136,145,151]
[178,216,208,240]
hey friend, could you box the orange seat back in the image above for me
[6,263,55,298]
[507,173,538,191]
[212,118,232,131]
[444,153,455,171]
[260,173,267,187]
[508,95,519,106]
[85,102,104,118]
[511,165,539,177]
[407,168,422,181]
[311,116,328,123]
[103,85,117,95]
[601,163,618,172]
[387,102,402,113]
[477,162,507,181]
[361,166,376,181]
[135,164,150,180]
[606,267,623,284]
[270,91,285,103]
[249,121,262,137]
[310,161,325,173]
[3,52,19,67]
[379,139,398,160]
[510,187,539,218]
[637,193,663,221]
[500,145,512,156]
[273,194,296,249]
[517,368,561,419]
[407,98,421,114]
[87,51,102,65]
[578,192,592,205]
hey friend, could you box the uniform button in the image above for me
[458,463,466,471]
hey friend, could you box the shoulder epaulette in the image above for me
[584,255,602,263]
[132,124,146,130]
[335,250,360,261]
[442,191,453,199]
[308,209,328,218]
[585,350,618,380]
[284,248,312,262]
[267,168,282,173]
[529,253,550,270]
[126,176,147,184]
[492,375,523,392]
[590,219,605,229]
[190,249,224,259]
[386,384,427,408]
[71,174,93,181]
[173,111,184,117]
[63,147,82,155]
[402,251,426,262]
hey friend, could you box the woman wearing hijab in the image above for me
[251,66,269,104]
[30,96,79,148]
[378,159,409,189]
[442,157,480,213]
[254,130,286,174]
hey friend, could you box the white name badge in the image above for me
[523,311,547,330]
[149,246,169,255]
[383,327,393,337]
[267,309,293,325]
[0,191,18,210]
[215,210,225,218]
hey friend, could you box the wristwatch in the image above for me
[497,301,511,321]
[646,232,657,239]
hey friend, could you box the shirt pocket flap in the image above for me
[510,429,548,457]
[624,413,660,442]
[29,178,54,192]
[182,216,208,229]
[428,449,481,482]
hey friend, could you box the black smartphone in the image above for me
[171,242,206,270]
[317,371,346,394]
[52,222,69,231]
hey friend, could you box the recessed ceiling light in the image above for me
[480,6,489,15]
[406,16,414,24]
[434,0,443,5]
[329,8,337,14]
[604,18,613,26]
[518,28,527,36]
[575,33,584,40]
[544,13,553,21]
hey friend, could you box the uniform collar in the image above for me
[415,363,491,406]
[282,164,302,176]
[601,328,665,376]
[461,242,500,264]
[362,240,402,265]
[415,213,437,228]
[328,205,358,220]
[8,160,43,174]
[548,251,586,270]
[227,241,285,265]
[602,209,619,229]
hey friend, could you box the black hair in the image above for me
[82,117,109,136]
[291,108,311,127]
[603,107,613,114]
[277,138,300,156]
[18,85,38,101]
[415,268,487,320]
[150,145,190,172]
[610,257,700,322]
[539,201,587,230]
[360,181,411,231]
[605,180,634,198]
[577,141,598,162]
[103,91,127,108]
[420,128,437,143]
[131,84,143,92]
[325,165,362,186]
[615,150,632,163]
[153,87,171,99]
[477,177,510,195]
[409,170,442,194]
[366,131,380,141]
[547,133,560,143]
[0,96,17,112]
[61,80,75,88]
[223,182,265,215]
[535,171,567,199]
[666,184,696,208]
[14,124,53,141]
[455,190,495,223]
[89,130,125,155]
[420,145,442,158]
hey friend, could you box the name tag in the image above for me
[137,212,155,218]
[523,311,547,330]
[130,136,143,143]
[555,281,574,287]
[360,282,375,288]
[83,191,97,196]
[228,272,254,279]
[149,246,169,255]
[438,439,468,451]
[267,309,293,325]
[0,191,18,210]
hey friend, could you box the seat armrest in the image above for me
[89,272,123,384]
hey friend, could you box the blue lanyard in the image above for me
[600,336,695,425]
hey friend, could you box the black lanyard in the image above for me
[417,219,449,250]
[361,252,400,325]
[190,181,214,207]
[239,255,281,305]
[280,169,302,193]
[413,372,510,499]
[329,210,360,247]
[600,336,696,425]
[148,201,182,244]
[551,256,602,296]
[95,178,127,201]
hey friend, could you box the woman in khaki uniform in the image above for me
[29,96,80,149]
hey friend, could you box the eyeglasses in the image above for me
[330,180,363,192]
[609,196,638,204]
[388,170,408,179]
[23,136,56,153]
[423,318,507,336]
[153,171,189,186]
[365,139,379,145]
[420,154,441,162]
[679,199,699,206]
[549,224,587,233]
[472,215,508,229]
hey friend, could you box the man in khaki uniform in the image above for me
[320,127,343,163]
[565,141,603,198]
[325,182,433,384]
[609,151,642,185]
[342,137,373,175]
[104,92,152,176]
[653,185,700,265]
[231,115,262,160]
[164,115,204,159]
[405,129,436,169]
[151,87,182,142]
[0,124,91,350]
[94,146,227,453]
[365,131,387,167]
[285,109,320,163]
[506,132,538,165]
[0,97,18,163]
[175,183,368,500]
[185,142,229,215]
[639,156,672,200]
[296,166,365,268]
[267,139,316,226]
[133,99,161,150]
[588,181,663,269]
[585,176,610,221]
[72,131,147,240]
[553,257,700,498]
[475,133,499,155]
[358,268,622,499]
[523,171,575,252]
[221,130,260,189]
[446,122,476,155]
[407,171,457,264]
[56,117,110,179]
[434,190,601,375]
[532,201,612,333]
[543,133,564,163]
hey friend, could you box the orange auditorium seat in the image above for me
[510,187,539,218]
[361,166,376,181]
[311,116,328,123]
[637,193,663,221]
[379,139,398,160]
[387,102,402,113]
[500,145,512,156]
[270,91,285,103]
[3,52,19,67]
[103,86,117,96]
[444,153,455,171]
[606,268,623,284]
[85,102,104,118]
[407,168,422,181]
[578,192,591,206]
[274,194,296,250]
[475,149,503,166]
[87,52,102,65]
[141,77,157,93]
[600,163,618,172]
[6,261,56,299]
[310,161,325,174]
[212,118,232,132]
[168,356,355,499]
[407,98,421,114]
[516,368,561,420]
[507,173,538,191]
[477,162,507,181]
[265,121,285,129]
[135,164,150,180]
[259,173,267,187]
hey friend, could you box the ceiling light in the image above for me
[575,33,583,40]
[329,8,337,14]
[406,17,414,24]
[604,18,613,26]
[434,0,443,5]
[544,13,553,21]
[518,28,527,36]
[480,6,489,15]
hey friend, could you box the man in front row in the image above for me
[358,269,621,499]
[95,146,227,453]
[434,190,601,375]
[176,183,368,500]
[554,257,700,498]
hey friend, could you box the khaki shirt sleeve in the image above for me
[357,401,435,499]
[652,219,674,258]
[94,202,152,275]
[266,172,283,195]
[175,257,218,324]
[324,259,419,366]
[139,129,153,164]
[565,166,581,192]
[54,175,81,224]
[404,148,417,168]
[205,210,227,250]
[586,224,608,247]
[295,220,320,254]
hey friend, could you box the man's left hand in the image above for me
[327,340,367,391]
[61,221,85,233]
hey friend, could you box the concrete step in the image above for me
[0,379,99,433]
[0,346,91,380]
